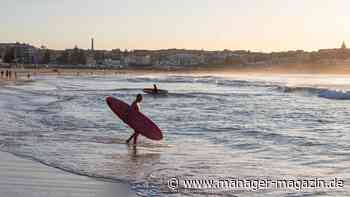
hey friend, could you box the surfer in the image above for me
[126,94,143,145]
[153,84,158,93]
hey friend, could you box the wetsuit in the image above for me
[127,101,140,144]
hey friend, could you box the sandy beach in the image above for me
[0,151,136,197]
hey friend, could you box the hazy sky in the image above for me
[1,0,349,51]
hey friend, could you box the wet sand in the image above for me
[0,151,136,197]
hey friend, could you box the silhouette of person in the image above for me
[126,94,143,145]
[153,84,158,93]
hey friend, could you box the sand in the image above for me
[0,151,136,197]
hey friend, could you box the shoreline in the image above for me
[2,63,350,77]
[0,150,136,197]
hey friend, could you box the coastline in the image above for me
[2,63,350,78]
[0,151,136,197]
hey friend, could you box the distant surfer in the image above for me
[153,84,158,93]
[142,84,168,95]
[126,94,143,145]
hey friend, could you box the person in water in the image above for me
[126,94,143,145]
[153,84,158,93]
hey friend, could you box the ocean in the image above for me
[0,73,349,196]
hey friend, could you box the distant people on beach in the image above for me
[0,70,20,80]
[27,73,31,80]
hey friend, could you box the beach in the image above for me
[0,151,136,197]
[2,62,350,80]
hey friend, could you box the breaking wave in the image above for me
[276,86,350,100]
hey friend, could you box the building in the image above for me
[0,42,38,64]
[86,51,96,65]
[165,53,204,66]
[124,50,153,66]
[125,53,152,66]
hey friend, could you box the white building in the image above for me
[166,53,204,66]
[104,58,122,68]
[125,54,152,66]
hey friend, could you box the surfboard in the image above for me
[106,96,163,141]
[143,88,168,95]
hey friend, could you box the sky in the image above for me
[1,0,350,51]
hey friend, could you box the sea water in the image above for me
[0,73,350,196]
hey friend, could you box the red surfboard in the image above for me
[106,96,163,141]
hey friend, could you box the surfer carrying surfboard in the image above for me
[126,94,143,144]
[106,95,163,145]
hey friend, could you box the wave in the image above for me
[276,85,350,100]
[318,90,350,100]
[71,87,141,92]
[276,86,323,94]
[94,75,350,101]
[124,75,274,88]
